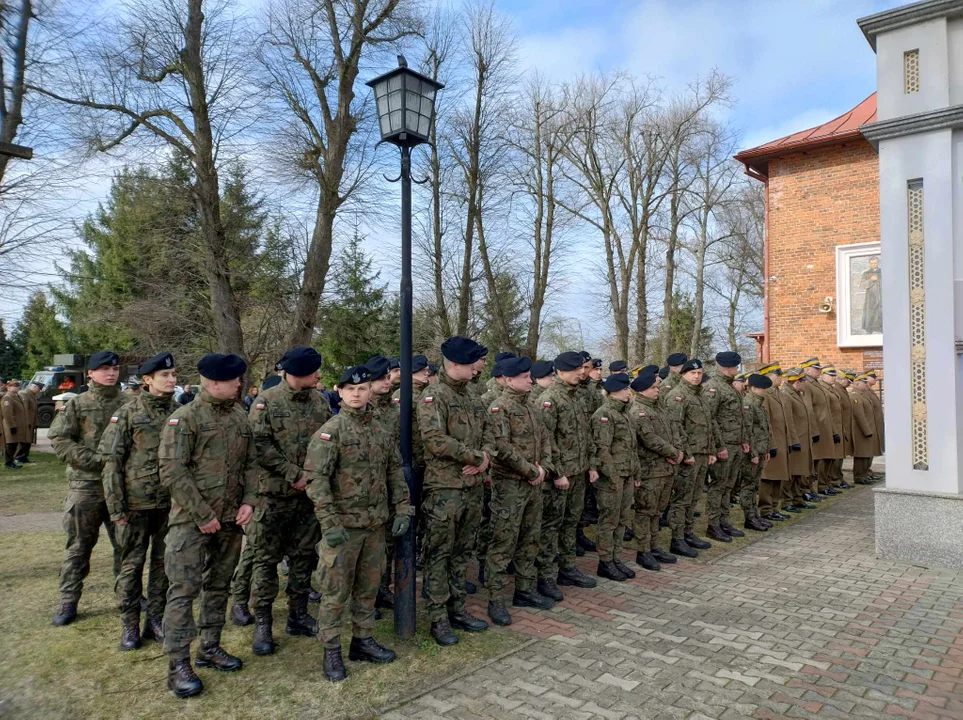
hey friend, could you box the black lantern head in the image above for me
[367,55,444,148]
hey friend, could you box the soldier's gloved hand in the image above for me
[325,527,349,548]
[791,444,801,452]
[390,516,410,537]
[787,445,794,454]
[833,434,841,443]
[769,448,777,458]
[812,435,820,443]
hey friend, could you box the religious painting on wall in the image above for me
[836,242,882,348]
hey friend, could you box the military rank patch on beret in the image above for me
[600,416,609,423]
[110,416,119,423]
[542,401,552,408]
[490,406,500,413]
[424,396,434,403]
[256,403,265,410]
[320,432,332,441]
[168,418,180,425]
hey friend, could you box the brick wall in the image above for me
[766,140,881,373]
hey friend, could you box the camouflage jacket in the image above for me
[745,393,770,458]
[49,381,129,504]
[591,396,639,481]
[99,391,177,520]
[665,377,722,456]
[537,378,594,479]
[488,387,554,482]
[249,381,332,498]
[159,390,258,528]
[528,384,547,404]
[418,368,492,490]
[304,404,413,533]
[393,379,428,467]
[629,395,681,479]
[703,372,746,446]
[371,391,400,443]
[660,372,681,399]
[578,380,602,417]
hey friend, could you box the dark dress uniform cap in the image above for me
[592,358,602,369]
[500,356,533,378]
[388,357,401,370]
[261,375,282,391]
[197,353,247,381]
[554,351,584,372]
[491,362,505,378]
[411,355,429,373]
[715,351,741,368]
[364,355,390,381]
[658,366,670,380]
[609,360,628,372]
[681,359,703,373]
[494,352,517,363]
[642,364,659,376]
[441,336,486,364]
[579,350,592,363]
[748,373,772,389]
[280,346,323,376]
[531,360,554,379]
[140,352,175,376]
[602,372,631,393]
[427,363,438,375]
[88,351,120,370]
[338,365,372,387]
[631,372,657,392]
[666,352,688,366]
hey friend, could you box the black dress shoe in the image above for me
[195,644,242,672]
[839,481,853,489]
[168,658,204,697]
[324,646,347,682]
[537,578,564,601]
[513,589,554,609]
[431,619,459,646]
[120,621,142,651]
[488,600,512,626]
[652,548,677,564]
[230,603,253,627]
[744,517,769,532]
[764,513,785,522]
[825,488,841,496]
[797,502,815,510]
[557,566,597,588]
[669,539,698,558]
[597,561,627,581]
[448,609,488,633]
[721,523,745,538]
[635,552,661,571]
[783,505,802,514]
[52,601,78,627]
[707,526,732,543]
[349,636,396,664]
[684,533,711,550]
[142,615,164,642]
[464,580,477,595]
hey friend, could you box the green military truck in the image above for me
[28,354,88,428]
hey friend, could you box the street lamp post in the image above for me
[367,56,444,640]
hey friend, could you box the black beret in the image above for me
[658,366,670,380]
[681,359,703,373]
[609,360,627,372]
[261,375,282,390]
[88,351,120,370]
[592,358,602,369]
[427,363,438,375]
[531,360,554,379]
[280,346,322,377]
[579,351,592,363]
[140,352,175,376]
[666,353,688,366]
[715,351,741,368]
[748,373,772,389]
[631,372,656,392]
[441,336,486,364]
[491,362,505,378]
[641,364,659,376]
[602,372,631,393]
[338,365,372,387]
[365,355,390,381]
[554,351,584,372]
[494,352,516,363]
[388,357,401,370]
[501,356,533,378]
[197,353,247,381]
[411,354,429,373]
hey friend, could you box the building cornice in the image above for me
[860,104,963,148]
[858,0,963,51]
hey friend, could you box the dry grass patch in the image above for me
[0,454,68,516]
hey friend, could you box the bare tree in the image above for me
[0,0,32,187]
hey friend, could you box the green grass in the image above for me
[0,453,67,515]
[0,531,522,719]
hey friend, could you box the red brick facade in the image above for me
[765,140,880,372]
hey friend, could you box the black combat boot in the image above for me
[431,618,459,646]
[52,601,77,627]
[195,643,243,672]
[557,566,598,588]
[448,609,488,633]
[707,526,732,543]
[286,595,318,637]
[252,607,276,656]
[652,547,677,564]
[349,636,396,664]
[488,600,512,626]
[513,589,554,610]
[669,538,698,558]
[230,602,253,627]
[142,615,164,642]
[575,527,597,552]
[537,578,564,601]
[597,561,627,582]
[721,522,745,538]
[684,533,711,550]
[635,552,661,572]
[613,559,636,579]
[744,517,769,532]
[308,589,322,603]
[375,585,395,610]
[168,658,203,698]
[575,543,585,557]
[120,619,142,651]
[324,645,347,682]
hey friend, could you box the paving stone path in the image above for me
[382,488,963,720]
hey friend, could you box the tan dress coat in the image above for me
[804,378,835,460]
[820,380,844,460]
[781,386,813,477]
[1,393,29,444]
[20,388,38,443]
[833,383,854,457]
[762,387,792,481]
[850,389,877,458]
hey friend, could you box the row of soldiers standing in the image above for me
[0,379,41,468]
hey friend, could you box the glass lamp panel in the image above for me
[388,74,402,92]
[374,80,388,98]
[377,96,388,118]
[421,96,434,116]
[406,92,420,119]
[418,115,430,137]
[387,91,401,112]
[406,110,418,133]
[380,115,391,136]
[389,110,402,132]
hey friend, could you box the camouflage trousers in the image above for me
[115,507,169,624]
[706,445,744,527]
[535,481,565,580]
[633,473,673,553]
[59,498,121,603]
[737,460,763,520]
[230,518,256,605]
[421,487,481,622]
[484,476,542,600]
[595,475,634,562]
[315,526,385,648]
[251,494,320,609]
[669,455,709,540]
[557,474,587,569]
[475,482,493,568]
[163,521,243,660]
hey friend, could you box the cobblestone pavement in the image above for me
[382,487,963,720]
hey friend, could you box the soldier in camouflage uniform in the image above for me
[534,351,598,594]
[247,347,331,657]
[159,354,257,699]
[629,371,683,572]
[528,360,555,404]
[484,356,554,627]
[703,352,749,543]
[395,355,431,556]
[305,365,413,682]
[659,353,688,397]
[591,373,639,582]
[419,337,493,646]
[50,351,127,627]
[742,374,773,529]
[98,352,178,651]
[665,359,721,558]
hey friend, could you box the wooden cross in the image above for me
[0,141,32,160]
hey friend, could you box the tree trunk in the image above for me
[289,194,337,346]
[430,131,452,339]
[633,215,649,364]
[0,0,31,187]
[661,148,682,361]
[689,214,707,357]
